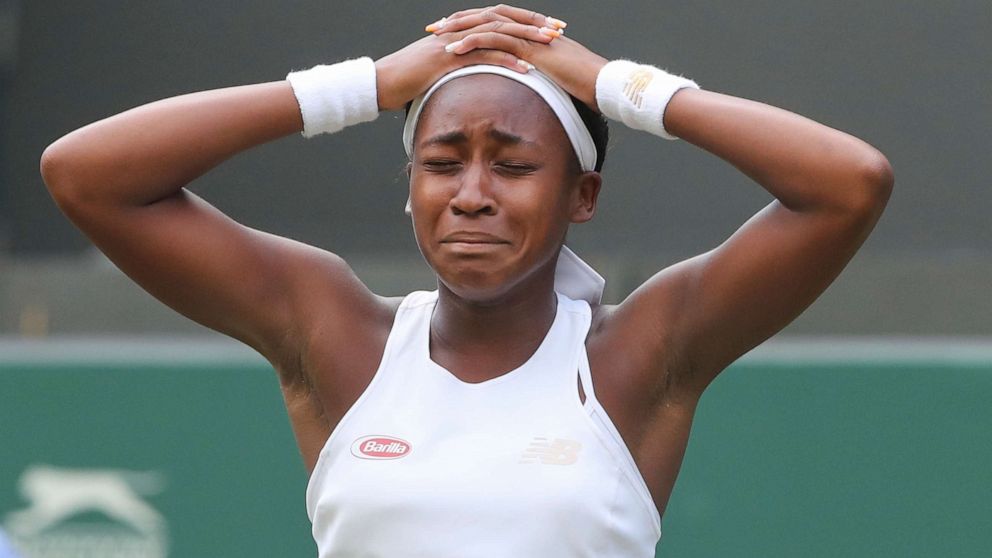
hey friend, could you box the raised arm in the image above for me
[40,79,394,372]
[627,88,892,391]
[41,29,555,373]
[429,6,893,396]
[40,82,335,363]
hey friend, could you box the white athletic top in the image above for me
[306,290,662,557]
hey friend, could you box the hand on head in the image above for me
[375,4,608,111]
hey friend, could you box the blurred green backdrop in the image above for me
[3,340,989,557]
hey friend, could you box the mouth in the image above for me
[440,232,510,245]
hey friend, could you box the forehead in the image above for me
[414,74,566,146]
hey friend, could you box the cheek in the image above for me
[409,173,443,210]
[408,175,449,242]
[517,178,572,219]
[503,186,572,249]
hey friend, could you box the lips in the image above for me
[440,231,510,245]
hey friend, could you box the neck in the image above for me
[431,268,558,364]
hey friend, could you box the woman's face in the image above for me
[408,74,599,302]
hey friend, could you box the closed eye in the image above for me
[496,162,538,175]
[422,160,461,173]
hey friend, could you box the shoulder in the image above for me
[585,300,695,407]
[269,276,410,384]
[303,292,407,351]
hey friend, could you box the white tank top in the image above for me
[306,290,662,557]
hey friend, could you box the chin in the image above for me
[436,268,515,303]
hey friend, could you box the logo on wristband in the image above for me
[624,69,655,109]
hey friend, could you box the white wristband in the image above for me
[286,57,380,138]
[595,60,699,140]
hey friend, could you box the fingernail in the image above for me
[444,40,463,53]
[539,27,561,39]
[425,17,446,33]
[546,16,568,29]
[516,59,535,72]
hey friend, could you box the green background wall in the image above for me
[2,341,989,557]
[1,359,313,557]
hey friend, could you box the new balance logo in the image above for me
[624,69,655,109]
[519,437,582,465]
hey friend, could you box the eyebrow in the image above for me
[420,129,538,149]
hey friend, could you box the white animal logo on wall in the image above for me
[3,465,168,558]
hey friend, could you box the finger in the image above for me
[445,20,557,45]
[428,4,565,33]
[445,6,487,19]
[455,47,533,74]
[425,7,488,32]
[436,15,563,41]
[487,4,560,29]
[429,11,514,34]
[445,30,536,60]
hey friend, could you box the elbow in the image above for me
[40,142,61,188]
[862,149,895,202]
[40,137,91,208]
[847,148,894,219]
[40,140,74,199]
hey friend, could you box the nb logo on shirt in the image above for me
[519,437,582,465]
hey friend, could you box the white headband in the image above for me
[402,65,598,172]
[400,65,605,305]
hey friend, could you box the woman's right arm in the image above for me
[41,26,547,375]
[40,81,384,372]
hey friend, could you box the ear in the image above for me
[404,162,414,216]
[569,171,602,224]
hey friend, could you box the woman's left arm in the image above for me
[431,5,893,394]
[643,88,893,390]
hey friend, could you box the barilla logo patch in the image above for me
[350,435,412,460]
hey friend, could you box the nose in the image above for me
[450,161,496,216]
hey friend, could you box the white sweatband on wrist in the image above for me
[595,60,699,140]
[286,57,380,138]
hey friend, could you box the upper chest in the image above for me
[291,297,696,513]
[299,303,682,453]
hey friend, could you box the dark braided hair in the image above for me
[569,95,608,173]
